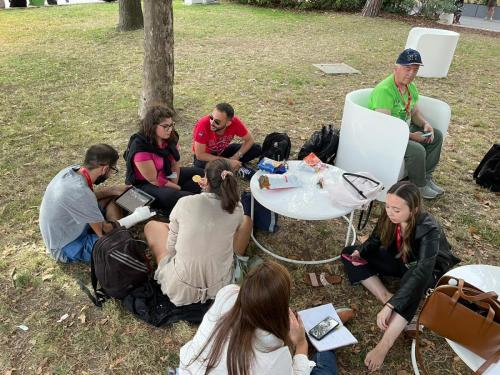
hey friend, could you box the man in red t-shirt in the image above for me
[192,102,262,170]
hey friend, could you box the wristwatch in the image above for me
[237,151,244,159]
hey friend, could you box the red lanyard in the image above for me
[79,167,94,191]
[396,224,402,250]
[394,77,412,119]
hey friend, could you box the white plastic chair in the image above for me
[336,88,450,201]
[405,27,460,78]
[336,89,408,202]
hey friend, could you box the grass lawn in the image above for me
[0,2,498,374]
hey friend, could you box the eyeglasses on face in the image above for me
[109,166,119,175]
[209,114,222,126]
[158,121,175,130]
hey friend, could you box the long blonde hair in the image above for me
[377,181,423,260]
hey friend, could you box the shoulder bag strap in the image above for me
[476,349,500,375]
[342,173,381,199]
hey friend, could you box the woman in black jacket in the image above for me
[124,106,204,216]
[341,181,460,372]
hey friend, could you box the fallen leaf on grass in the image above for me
[16,325,28,331]
[109,357,125,370]
[467,227,478,235]
[57,314,69,323]
[164,336,173,345]
[42,274,53,282]
[78,313,86,324]
[420,338,435,349]
[4,369,17,375]
[397,370,411,375]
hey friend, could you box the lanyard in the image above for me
[395,224,407,263]
[396,224,402,250]
[79,167,94,191]
[394,77,412,119]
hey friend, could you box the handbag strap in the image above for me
[415,297,430,375]
[342,173,381,199]
[457,279,498,302]
[476,349,500,375]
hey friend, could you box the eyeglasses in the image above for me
[209,114,222,126]
[158,122,175,130]
[109,166,119,175]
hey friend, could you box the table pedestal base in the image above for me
[251,195,356,265]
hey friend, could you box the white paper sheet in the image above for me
[298,303,358,351]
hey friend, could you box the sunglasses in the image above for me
[158,122,175,130]
[209,114,222,126]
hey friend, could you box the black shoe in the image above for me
[237,165,256,181]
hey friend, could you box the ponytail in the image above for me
[206,159,240,214]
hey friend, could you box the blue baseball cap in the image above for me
[396,48,423,66]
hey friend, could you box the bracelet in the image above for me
[384,302,394,310]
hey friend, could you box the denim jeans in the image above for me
[311,350,338,375]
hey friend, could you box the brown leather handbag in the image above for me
[415,275,500,375]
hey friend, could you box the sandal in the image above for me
[304,272,342,288]
[404,316,423,339]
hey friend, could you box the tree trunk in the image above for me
[0,0,5,9]
[139,0,174,118]
[361,0,383,17]
[118,0,144,32]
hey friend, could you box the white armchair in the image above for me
[336,88,450,201]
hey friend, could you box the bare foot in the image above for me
[364,341,391,372]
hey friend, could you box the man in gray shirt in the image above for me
[40,144,131,263]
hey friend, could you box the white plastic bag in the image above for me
[326,172,384,209]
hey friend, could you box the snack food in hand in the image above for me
[192,175,202,183]
[258,173,300,190]
[257,157,287,174]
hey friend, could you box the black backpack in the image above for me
[261,132,291,161]
[473,144,500,192]
[84,224,151,306]
[298,124,340,165]
[122,279,213,327]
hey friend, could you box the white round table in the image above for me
[249,160,356,264]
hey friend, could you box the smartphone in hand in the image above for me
[309,316,340,340]
[341,253,368,266]
[421,132,432,138]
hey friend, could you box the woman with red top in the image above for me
[341,181,459,372]
[124,106,204,216]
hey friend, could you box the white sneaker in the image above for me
[426,178,444,195]
[419,185,438,199]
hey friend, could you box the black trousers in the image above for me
[193,143,262,169]
[136,167,203,217]
[341,245,433,321]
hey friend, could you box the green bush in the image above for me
[382,0,456,18]
[234,0,365,11]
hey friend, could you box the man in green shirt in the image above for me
[369,49,444,199]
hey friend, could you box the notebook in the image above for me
[298,303,358,351]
